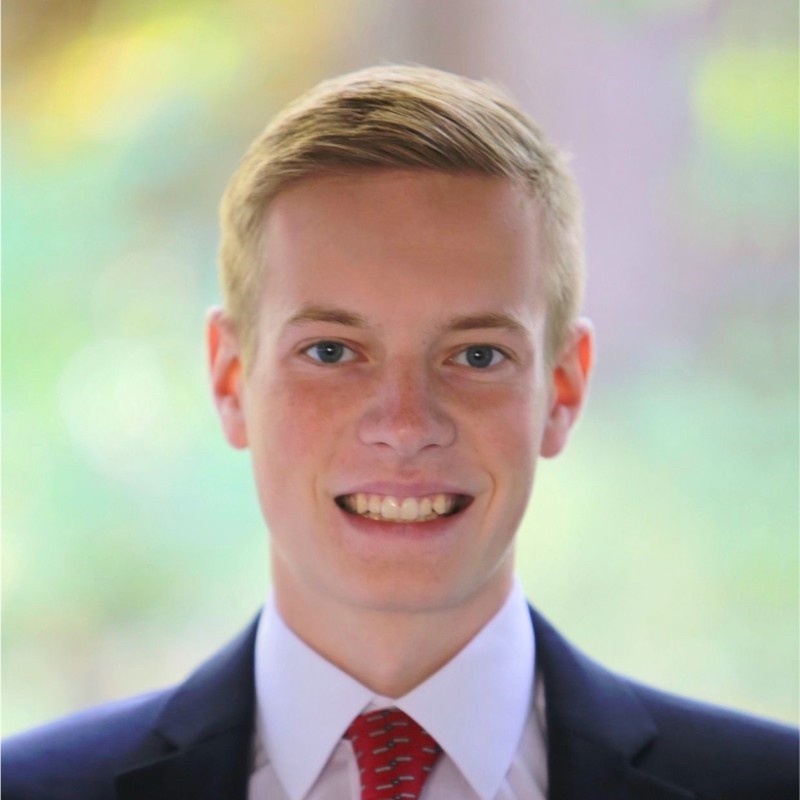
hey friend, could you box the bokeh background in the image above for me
[3,0,798,735]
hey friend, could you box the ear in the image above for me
[540,318,594,459]
[207,307,248,449]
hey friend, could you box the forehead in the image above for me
[259,170,548,321]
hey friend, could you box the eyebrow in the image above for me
[285,305,370,329]
[284,305,528,335]
[444,312,528,335]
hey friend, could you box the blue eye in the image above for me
[305,341,356,364]
[454,345,507,369]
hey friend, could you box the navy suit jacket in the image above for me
[3,607,798,799]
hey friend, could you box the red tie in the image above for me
[346,707,443,800]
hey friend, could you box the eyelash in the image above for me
[302,340,510,370]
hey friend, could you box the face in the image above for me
[210,170,591,624]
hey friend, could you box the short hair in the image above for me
[219,64,584,365]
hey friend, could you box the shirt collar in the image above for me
[254,578,535,800]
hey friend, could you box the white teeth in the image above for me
[381,496,400,520]
[432,494,448,515]
[400,497,419,521]
[341,492,462,522]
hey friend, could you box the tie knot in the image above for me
[346,707,442,800]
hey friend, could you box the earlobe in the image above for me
[207,307,248,449]
[540,319,594,458]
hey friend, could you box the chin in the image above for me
[330,561,500,617]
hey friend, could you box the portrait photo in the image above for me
[3,1,797,798]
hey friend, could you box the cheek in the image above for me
[247,375,358,478]
[456,383,543,468]
[480,392,542,532]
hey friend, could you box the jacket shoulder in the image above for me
[530,605,798,799]
[1,618,259,800]
[629,680,799,798]
[2,691,170,800]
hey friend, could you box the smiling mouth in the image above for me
[336,493,472,523]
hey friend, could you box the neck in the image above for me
[272,570,514,697]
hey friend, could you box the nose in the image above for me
[357,360,456,456]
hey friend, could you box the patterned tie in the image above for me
[346,707,443,800]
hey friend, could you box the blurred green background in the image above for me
[3,0,798,734]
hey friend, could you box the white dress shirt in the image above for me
[248,578,548,800]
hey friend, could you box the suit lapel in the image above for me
[531,608,696,800]
[113,606,698,799]
[547,731,694,799]
[115,730,253,800]
[115,619,259,800]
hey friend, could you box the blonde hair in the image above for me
[219,65,584,364]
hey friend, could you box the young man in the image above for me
[3,66,797,800]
